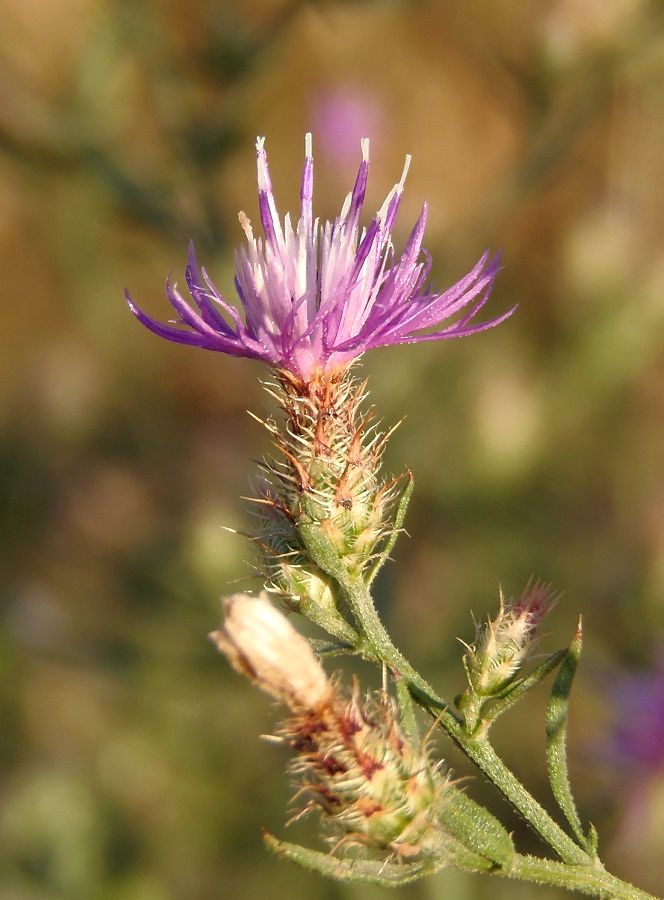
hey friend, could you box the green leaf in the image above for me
[263,832,442,885]
[309,638,356,657]
[395,677,420,743]
[481,649,567,727]
[545,618,594,853]
[297,593,359,645]
[587,823,599,856]
[367,471,414,585]
[439,787,515,870]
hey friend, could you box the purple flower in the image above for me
[127,135,514,382]
[611,654,664,772]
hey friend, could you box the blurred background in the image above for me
[1,1,664,897]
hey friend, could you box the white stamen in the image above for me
[361,137,370,162]
[397,154,412,193]
[377,189,395,223]
[238,211,254,241]
[256,137,271,191]
[376,154,412,223]
[305,132,312,159]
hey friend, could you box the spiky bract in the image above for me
[281,684,450,862]
[464,581,556,698]
[249,369,403,631]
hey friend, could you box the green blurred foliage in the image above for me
[1,0,663,897]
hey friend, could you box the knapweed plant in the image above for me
[128,136,656,898]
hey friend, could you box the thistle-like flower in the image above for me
[127,134,513,382]
[281,685,450,861]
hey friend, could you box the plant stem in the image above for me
[445,733,589,866]
[342,576,590,865]
[341,574,448,704]
[343,576,658,898]
[506,854,658,899]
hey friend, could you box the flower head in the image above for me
[127,135,514,382]
[280,685,451,861]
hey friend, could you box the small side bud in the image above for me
[458,582,556,731]
[210,593,332,711]
[466,581,555,698]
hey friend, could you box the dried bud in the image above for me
[464,581,555,698]
[210,593,332,710]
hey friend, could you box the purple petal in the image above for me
[128,136,513,381]
[127,290,239,351]
[185,242,238,336]
[346,143,369,227]
[368,305,517,348]
[300,134,313,227]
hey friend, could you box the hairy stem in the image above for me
[341,575,591,866]
[505,854,658,899]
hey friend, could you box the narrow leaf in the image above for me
[309,638,356,657]
[587,823,599,856]
[439,786,515,870]
[263,832,441,885]
[395,677,420,743]
[482,649,567,726]
[545,618,593,852]
[368,471,414,585]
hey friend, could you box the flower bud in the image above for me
[210,593,332,710]
[257,371,401,586]
[465,581,554,698]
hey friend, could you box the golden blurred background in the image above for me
[1,1,664,897]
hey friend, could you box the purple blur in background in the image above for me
[612,654,664,772]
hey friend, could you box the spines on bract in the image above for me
[247,477,357,643]
[457,582,557,732]
[281,683,452,863]
[464,582,555,698]
[278,372,387,566]
[249,367,404,636]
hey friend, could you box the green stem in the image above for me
[341,576,589,866]
[506,854,658,899]
[341,575,449,707]
[344,578,658,897]
[444,732,590,866]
